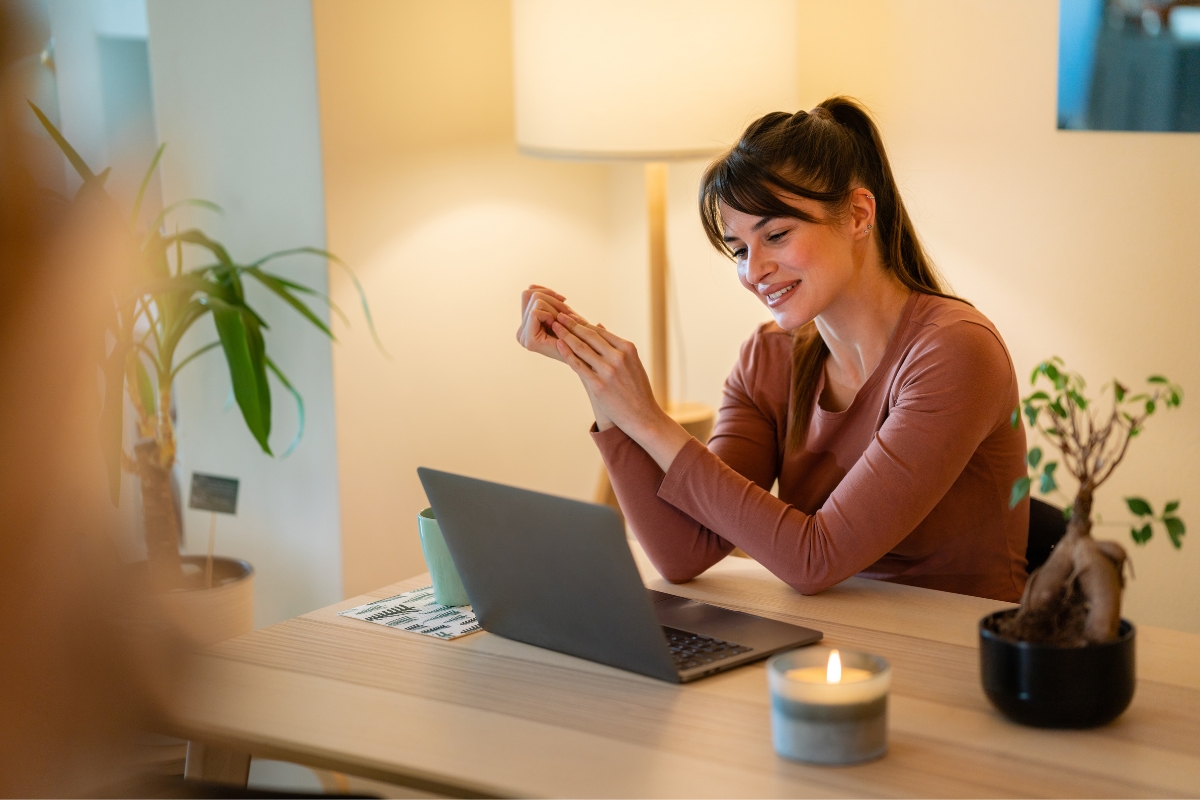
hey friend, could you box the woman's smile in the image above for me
[762,279,800,306]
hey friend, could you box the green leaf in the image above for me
[130,142,166,227]
[243,267,334,340]
[1027,447,1042,469]
[27,100,97,182]
[1040,462,1058,494]
[266,357,305,459]
[1068,390,1088,410]
[1164,517,1186,549]
[1024,404,1038,428]
[1125,497,1154,517]
[1114,381,1127,402]
[1145,399,1156,414]
[148,198,223,235]
[1025,391,1051,402]
[1049,400,1068,418]
[250,246,389,357]
[211,303,272,455]
[1010,407,1019,429]
[1044,363,1062,385]
[1148,375,1169,384]
[1009,476,1031,509]
[1164,500,1180,515]
[165,228,235,267]
[1131,523,1153,545]
[170,341,221,380]
[135,357,156,415]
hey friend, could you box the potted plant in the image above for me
[980,356,1185,727]
[30,102,380,642]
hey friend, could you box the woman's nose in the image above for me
[744,248,773,285]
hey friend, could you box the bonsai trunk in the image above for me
[1000,485,1127,645]
[134,438,183,591]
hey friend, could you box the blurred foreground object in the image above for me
[0,3,181,795]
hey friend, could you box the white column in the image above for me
[146,0,342,626]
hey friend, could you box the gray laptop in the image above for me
[417,467,822,683]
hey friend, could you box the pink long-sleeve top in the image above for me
[594,292,1029,603]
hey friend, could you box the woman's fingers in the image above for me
[551,319,606,372]
[555,339,600,391]
[528,284,565,301]
[517,297,570,361]
[556,313,617,358]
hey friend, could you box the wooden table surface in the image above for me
[169,543,1200,798]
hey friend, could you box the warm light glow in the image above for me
[827,649,842,684]
[512,0,798,160]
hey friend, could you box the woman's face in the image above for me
[720,198,860,331]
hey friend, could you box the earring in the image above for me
[865,224,873,232]
[866,193,875,200]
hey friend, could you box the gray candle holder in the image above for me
[768,647,892,765]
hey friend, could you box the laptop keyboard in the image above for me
[662,626,752,672]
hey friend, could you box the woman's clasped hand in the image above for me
[516,284,691,471]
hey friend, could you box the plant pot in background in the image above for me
[979,609,1135,728]
[156,556,255,648]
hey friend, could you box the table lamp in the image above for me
[512,0,797,508]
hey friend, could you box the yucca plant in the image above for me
[1001,357,1184,645]
[30,102,380,591]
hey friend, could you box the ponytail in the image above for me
[699,96,962,452]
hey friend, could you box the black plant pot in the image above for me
[979,609,1135,728]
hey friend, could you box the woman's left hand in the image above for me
[551,313,692,471]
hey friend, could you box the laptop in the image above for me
[417,467,822,683]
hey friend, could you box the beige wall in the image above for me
[314,0,615,596]
[316,1,1200,632]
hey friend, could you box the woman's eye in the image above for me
[767,230,789,242]
[732,247,747,260]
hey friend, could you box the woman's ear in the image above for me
[850,187,876,238]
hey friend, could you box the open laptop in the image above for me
[417,467,822,683]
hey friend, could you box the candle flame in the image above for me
[827,649,842,683]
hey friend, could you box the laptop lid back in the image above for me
[417,467,678,682]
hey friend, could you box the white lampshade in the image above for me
[513,0,799,160]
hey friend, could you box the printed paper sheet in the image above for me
[338,585,480,640]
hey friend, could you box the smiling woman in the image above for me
[517,97,1029,603]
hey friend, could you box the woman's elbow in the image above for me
[785,573,840,596]
[658,565,704,584]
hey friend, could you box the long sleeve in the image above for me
[591,326,788,581]
[594,306,1025,600]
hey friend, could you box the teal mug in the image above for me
[417,508,470,607]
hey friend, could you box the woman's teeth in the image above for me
[768,282,799,301]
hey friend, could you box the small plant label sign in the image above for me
[189,473,239,516]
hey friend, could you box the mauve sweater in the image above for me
[593,292,1029,603]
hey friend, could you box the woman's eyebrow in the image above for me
[723,217,776,242]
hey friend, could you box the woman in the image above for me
[517,97,1028,603]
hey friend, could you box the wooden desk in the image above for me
[169,544,1200,798]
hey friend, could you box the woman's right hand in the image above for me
[517,285,588,362]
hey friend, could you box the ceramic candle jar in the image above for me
[767,647,892,765]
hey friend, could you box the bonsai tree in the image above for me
[1002,357,1184,645]
[31,102,381,591]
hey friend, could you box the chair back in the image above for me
[1027,498,1068,572]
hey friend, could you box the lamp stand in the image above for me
[646,162,670,405]
[593,162,715,517]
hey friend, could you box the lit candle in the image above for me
[767,647,891,765]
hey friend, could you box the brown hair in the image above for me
[699,96,960,452]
